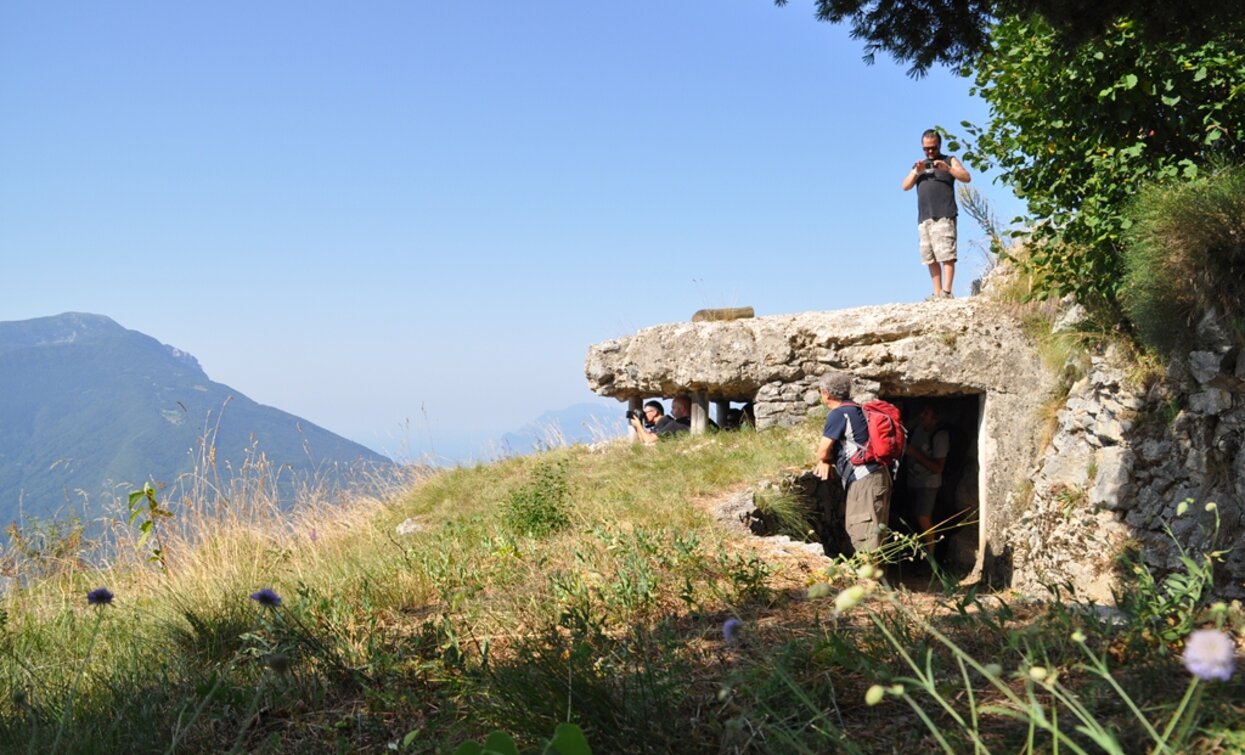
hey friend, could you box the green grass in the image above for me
[1,421,1241,753]
[0,424,810,752]
[1121,162,1245,356]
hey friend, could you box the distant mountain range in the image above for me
[0,313,389,526]
[496,402,627,456]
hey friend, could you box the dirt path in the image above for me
[691,482,835,593]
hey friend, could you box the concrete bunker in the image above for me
[585,300,1056,583]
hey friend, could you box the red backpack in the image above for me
[843,400,906,471]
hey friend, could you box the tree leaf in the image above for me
[481,732,519,755]
[545,724,593,755]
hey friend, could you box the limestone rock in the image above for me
[1189,351,1223,384]
[1189,388,1233,416]
[1091,446,1135,510]
[1195,309,1235,353]
[395,518,423,536]
[1052,303,1089,333]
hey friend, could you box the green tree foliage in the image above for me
[773,0,1245,76]
[774,0,992,75]
[958,16,1245,302]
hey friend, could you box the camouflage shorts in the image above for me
[918,217,958,264]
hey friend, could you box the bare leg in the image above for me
[941,260,956,295]
[927,262,943,296]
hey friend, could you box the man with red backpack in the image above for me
[813,371,902,555]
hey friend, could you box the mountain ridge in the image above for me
[0,313,388,525]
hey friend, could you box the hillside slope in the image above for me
[0,312,388,523]
[1,424,1240,753]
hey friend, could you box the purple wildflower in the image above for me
[722,618,743,644]
[1183,629,1236,682]
[250,588,282,608]
[86,587,114,606]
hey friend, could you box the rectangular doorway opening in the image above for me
[889,394,982,572]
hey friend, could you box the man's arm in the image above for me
[905,444,946,475]
[901,162,922,191]
[629,417,659,445]
[944,156,971,183]
[906,429,950,474]
[814,436,835,480]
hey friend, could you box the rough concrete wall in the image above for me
[1009,326,1245,601]
[586,299,1053,411]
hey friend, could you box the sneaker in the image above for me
[924,293,942,302]
[941,290,954,299]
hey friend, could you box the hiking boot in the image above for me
[941,290,954,299]
[924,293,943,302]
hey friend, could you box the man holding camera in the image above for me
[901,129,971,301]
[628,400,688,444]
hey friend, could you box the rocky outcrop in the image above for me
[1012,338,1245,600]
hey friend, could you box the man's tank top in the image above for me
[916,155,958,222]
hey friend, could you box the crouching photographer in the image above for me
[627,400,688,445]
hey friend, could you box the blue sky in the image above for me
[1,1,1023,462]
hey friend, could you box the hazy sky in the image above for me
[1,1,1023,462]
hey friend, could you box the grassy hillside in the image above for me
[0,422,1240,753]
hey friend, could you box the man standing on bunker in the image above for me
[902,128,972,300]
[813,371,893,555]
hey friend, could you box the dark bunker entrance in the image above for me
[767,393,982,572]
[888,394,981,571]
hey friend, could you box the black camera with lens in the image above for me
[627,408,653,429]
[922,158,936,171]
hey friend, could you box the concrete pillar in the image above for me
[691,391,709,434]
[714,399,731,428]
